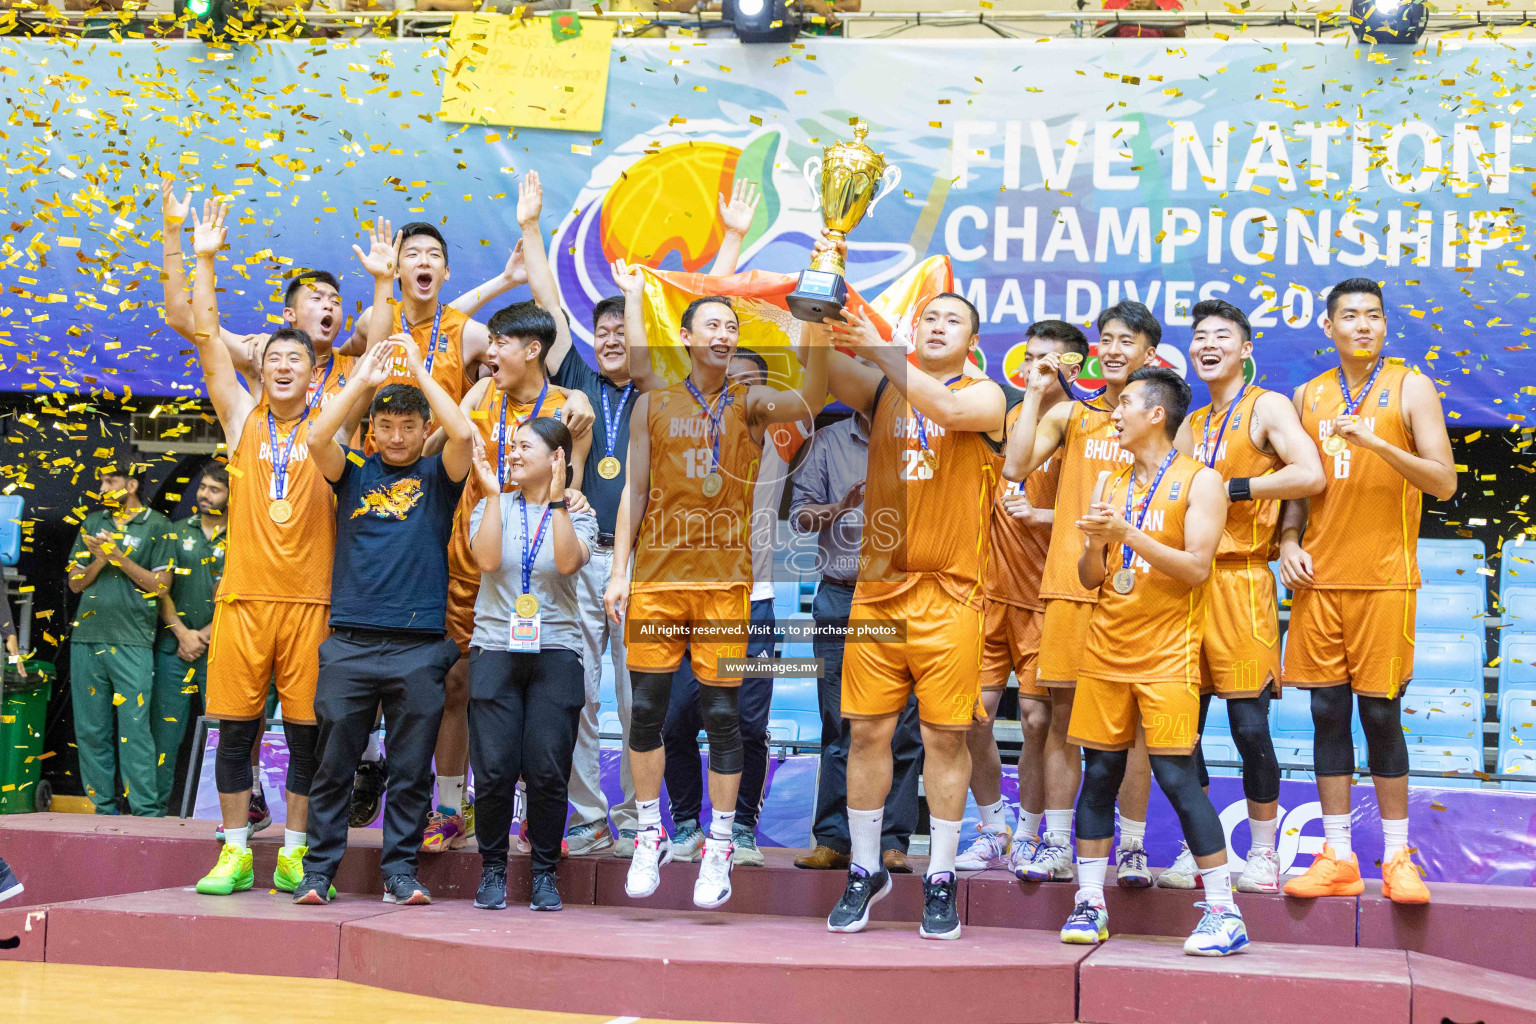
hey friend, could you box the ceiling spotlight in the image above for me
[1350,0,1427,44]
[723,0,799,43]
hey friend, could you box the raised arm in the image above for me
[748,329,829,431]
[547,446,589,575]
[1004,355,1071,482]
[514,170,577,376]
[396,331,474,482]
[613,260,667,393]
[468,444,505,573]
[705,179,761,277]
[310,341,394,482]
[352,217,400,356]
[189,198,257,449]
[604,391,652,625]
[836,307,1004,435]
[159,180,196,341]
[1341,369,1457,501]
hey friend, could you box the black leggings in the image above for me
[630,669,744,775]
[1078,748,1227,859]
[1194,687,1281,803]
[1311,683,1409,779]
[214,718,317,798]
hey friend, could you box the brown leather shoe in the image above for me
[794,845,851,870]
[883,849,912,874]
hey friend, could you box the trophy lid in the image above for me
[827,119,883,170]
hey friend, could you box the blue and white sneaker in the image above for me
[1183,902,1250,957]
[1060,898,1109,944]
[1009,834,1042,880]
[1021,836,1075,882]
[1115,838,1152,888]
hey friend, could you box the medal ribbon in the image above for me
[267,409,308,502]
[914,375,965,458]
[304,357,334,417]
[1199,385,1249,468]
[601,380,635,461]
[519,493,554,602]
[1120,448,1178,574]
[497,380,549,487]
[1336,358,1384,420]
[1056,366,1110,412]
[398,303,445,375]
[684,376,728,475]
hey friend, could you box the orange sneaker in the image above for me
[1380,850,1430,905]
[1282,844,1365,898]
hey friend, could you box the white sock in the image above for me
[1117,814,1146,847]
[1249,816,1279,852]
[1201,863,1234,907]
[1076,856,1108,905]
[977,798,1008,830]
[927,816,962,878]
[437,774,466,813]
[363,733,384,762]
[224,826,249,851]
[1016,809,1043,841]
[1044,809,1073,845]
[710,808,736,841]
[849,807,883,875]
[1381,817,1410,860]
[283,829,306,853]
[1323,813,1352,859]
[637,798,662,831]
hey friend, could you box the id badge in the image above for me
[508,612,542,653]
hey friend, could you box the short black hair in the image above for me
[731,347,769,377]
[370,383,431,422]
[1025,319,1090,360]
[592,295,626,330]
[282,270,341,310]
[924,291,981,339]
[263,327,316,368]
[487,301,558,372]
[200,463,230,489]
[521,416,576,490]
[1126,366,1191,441]
[1097,301,1162,347]
[1189,299,1251,342]
[398,222,448,266]
[1326,278,1384,318]
[681,295,736,332]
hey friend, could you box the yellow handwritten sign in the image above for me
[439,13,615,133]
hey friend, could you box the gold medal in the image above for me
[597,456,622,480]
[1059,352,1084,366]
[268,498,293,524]
[515,593,540,618]
[702,472,723,497]
[1111,568,1136,595]
[1322,433,1347,456]
[920,449,938,472]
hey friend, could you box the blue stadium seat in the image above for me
[1499,539,1535,601]
[768,710,822,745]
[1496,691,1536,772]
[0,494,22,567]
[1418,538,1487,587]
[1399,690,1482,744]
[1503,584,1536,636]
[772,581,801,621]
[1199,734,1243,778]
[1498,635,1536,701]
[1406,741,1484,789]
[1268,560,1288,605]
[1497,748,1536,792]
[1413,630,1483,690]
[1416,584,1488,640]
[771,676,819,715]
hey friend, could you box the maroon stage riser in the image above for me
[1407,953,1536,1024]
[1077,937,1415,1024]
[0,814,220,909]
[1358,878,1536,980]
[0,904,47,962]
[338,901,1088,1024]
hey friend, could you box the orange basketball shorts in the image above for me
[1036,598,1095,689]
[1283,587,1416,698]
[842,577,983,730]
[206,599,329,724]
[1068,672,1200,755]
[1200,561,1283,699]
[625,585,750,685]
[980,600,1047,700]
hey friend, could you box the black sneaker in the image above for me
[529,871,563,912]
[348,759,387,829]
[475,864,508,910]
[919,871,961,940]
[382,873,431,906]
[826,865,893,934]
[292,872,334,906]
[0,855,23,905]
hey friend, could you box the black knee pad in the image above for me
[1150,753,1227,859]
[283,721,319,797]
[1076,748,1128,842]
[1358,693,1410,779]
[1227,692,1281,803]
[698,683,743,775]
[629,671,672,754]
[1194,693,1213,789]
[1309,684,1356,778]
[214,718,261,795]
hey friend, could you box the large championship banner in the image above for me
[2,35,1528,424]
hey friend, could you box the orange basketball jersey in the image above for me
[307,353,354,412]
[1039,401,1135,604]
[1188,386,1282,562]
[447,381,571,584]
[1298,362,1422,590]
[632,380,759,592]
[1080,453,1210,685]
[218,403,336,605]
[986,403,1060,611]
[382,298,471,402]
[854,377,999,609]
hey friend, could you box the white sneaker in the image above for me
[1183,902,1250,957]
[955,825,1013,871]
[1236,846,1281,894]
[1020,836,1075,882]
[625,827,672,899]
[1157,841,1200,889]
[1115,838,1152,888]
[693,836,735,908]
[1009,834,1042,879]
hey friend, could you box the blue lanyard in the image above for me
[267,409,307,501]
[398,303,445,374]
[601,381,635,460]
[684,376,727,474]
[1199,385,1248,468]
[519,493,553,599]
[305,358,333,417]
[1336,358,1383,417]
[1057,368,1110,412]
[497,380,549,486]
[1121,448,1177,571]
[915,376,964,454]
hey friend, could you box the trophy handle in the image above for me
[865,165,902,218]
[802,157,824,208]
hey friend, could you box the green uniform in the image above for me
[68,506,177,815]
[151,513,227,814]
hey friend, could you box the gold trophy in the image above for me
[788,120,902,322]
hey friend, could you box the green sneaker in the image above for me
[196,844,255,896]
[273,845,337,898]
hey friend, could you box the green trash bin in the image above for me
[1,659,54,814]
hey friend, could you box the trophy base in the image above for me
[787,268,849,323]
